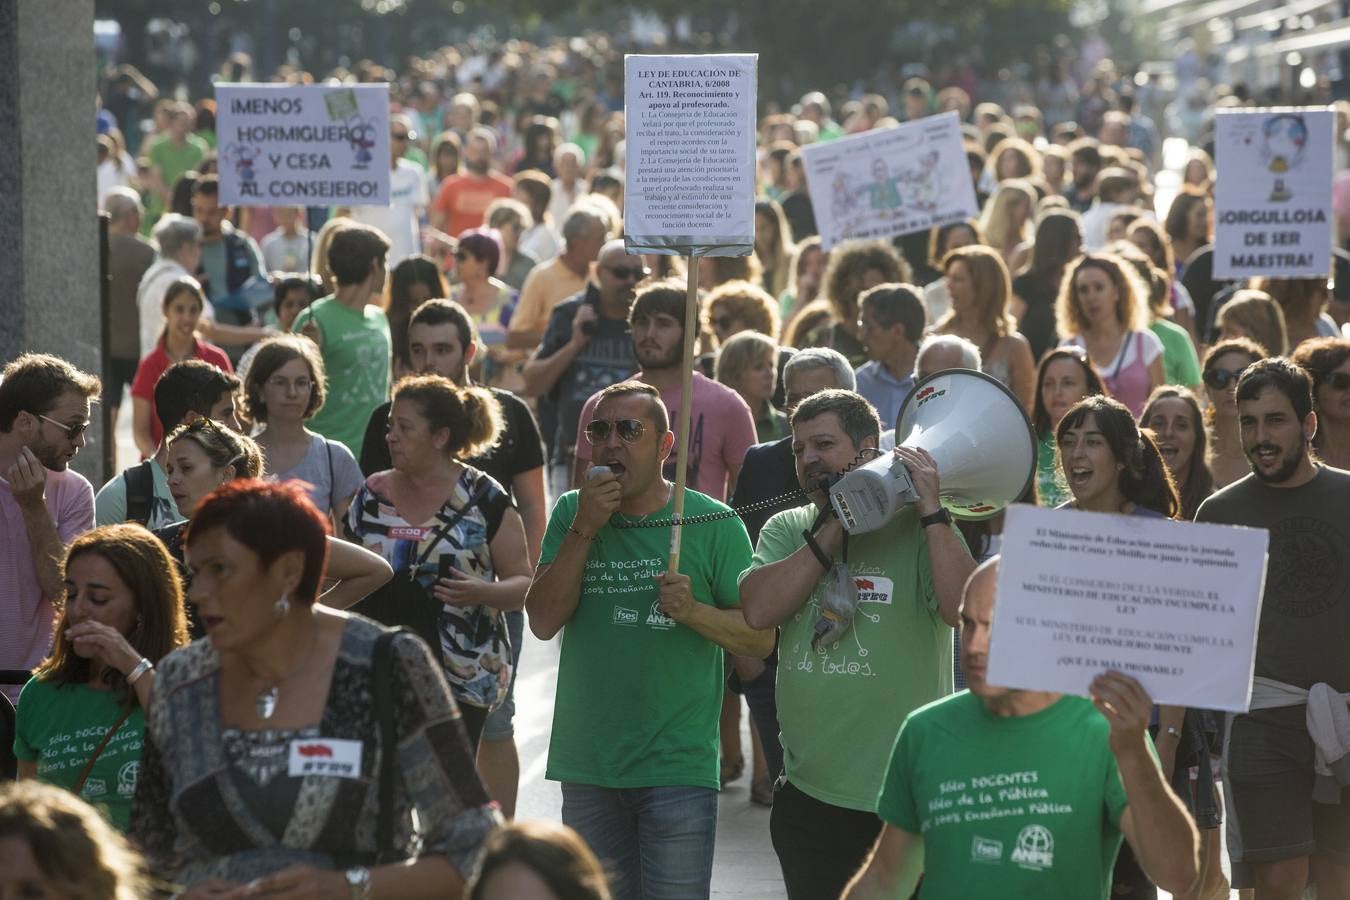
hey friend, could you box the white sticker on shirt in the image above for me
[853,575,894,605]
[287,738,364,779]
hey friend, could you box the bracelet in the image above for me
[568,525,593,541]
[125,658,153,686]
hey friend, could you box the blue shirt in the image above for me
[855,361,915,431]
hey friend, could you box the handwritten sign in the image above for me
[801,111,978,251]
[214,83,390,207]
[1214,107,1334,279]
[624,54,757,256]
[987,504,1268,712]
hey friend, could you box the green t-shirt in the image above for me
[878,692,1130,899]
[1149,319,1202,389]
[539,489,753,790]
[13,679,145,832]
[147,133,210,194]
[292,296,391,457]
[745,504,954,811]
[1037,432,1069,508]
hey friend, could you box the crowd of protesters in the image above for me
[3,23,1350,900]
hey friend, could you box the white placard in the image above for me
[1214,107,1334,279]
[214,83,390,207]
[624,53,757,256]
[986,504,1268,712]
[800,111,979,251]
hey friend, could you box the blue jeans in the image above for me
[561,782,718,900]
[482,610,524,741]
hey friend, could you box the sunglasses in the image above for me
[606,265,650,281]
[713,316,738,332]
[38,413,89,440]
[1326,372,1350,390]
[455,250,473,262]
[391,132,410,141]
[584,418,645,445]
[1202,367,1245,390]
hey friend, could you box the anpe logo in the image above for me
[970,836,1003,863]
[1010,824,1055,870]
[613,607,639,626]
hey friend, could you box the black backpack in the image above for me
[123,460,155,526]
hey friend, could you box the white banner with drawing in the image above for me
[801,111,979,251]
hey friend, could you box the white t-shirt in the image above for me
[348,158,429,265]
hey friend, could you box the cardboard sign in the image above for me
[987,505,1268,712]
[1214,107,1334,279]
[214,83,391,207]
[624,54,757,256]
[801,111,978,251]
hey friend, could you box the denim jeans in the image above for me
[561,782,719,900]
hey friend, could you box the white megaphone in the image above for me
[828,369,1036,534]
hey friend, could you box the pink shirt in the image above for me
[574,372,757,501]
[0,467,95,702]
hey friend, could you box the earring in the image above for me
[273,594,291,618]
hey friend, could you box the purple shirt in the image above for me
[1,467,95,703]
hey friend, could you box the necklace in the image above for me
[250,626,317,719]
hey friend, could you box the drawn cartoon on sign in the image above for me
[1261,113,1308,201]
[802,111,977,250]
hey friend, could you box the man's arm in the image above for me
[10,449,67,600]
[842,825,924,899]
[899,446,973,628]
[520,303,594,397]
[740,514,839,630]
[656,572,774,657]
[1095,672,1200,895]
[200,319,273,347]
[524,475,620,640]
[511,466,548,568]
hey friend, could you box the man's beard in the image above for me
[29,436,67,471]
[1249,440,1305,484]
[638,344,681,371]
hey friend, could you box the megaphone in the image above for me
[829,369,1036,534]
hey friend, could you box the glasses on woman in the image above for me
[1202,368,1245,390]
[455,250,473,262]
[584,418,645,445]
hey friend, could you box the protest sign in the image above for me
[214,83,390,207]
[986,504,1268,712]
[624,53,757,257]
[801,111,978,251]
[1214,106,1334,279]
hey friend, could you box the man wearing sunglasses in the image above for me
[528,380,772,900]
[523,239,641,491]
[0,354,102,704]
[571,282,758,502]
[1196,359,1350,900]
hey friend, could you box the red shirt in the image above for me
[433,172,514,238]
[130,338,234,448]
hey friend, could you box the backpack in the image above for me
[122,460,155,526]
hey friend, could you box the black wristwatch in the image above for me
[919,508,952,528]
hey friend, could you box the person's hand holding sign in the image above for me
[1090,670,1153,757]
[656,571,696,622]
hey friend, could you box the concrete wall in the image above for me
[0,2,106,484]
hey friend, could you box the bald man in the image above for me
[844,557,1199,899]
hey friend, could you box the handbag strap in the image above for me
[373,628,399,859]
[407,475,491,577]
[72,703,135,794]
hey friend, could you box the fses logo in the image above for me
[915,386,947,407]
[297,744,334,758]
[612,607,639,626]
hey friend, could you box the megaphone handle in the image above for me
[891,456,921,506]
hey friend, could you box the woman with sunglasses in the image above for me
[348,375,530,751]
[451,230,521,389]
[1033,347,1109,506]
[1201,338,1268,489]
[14,524,188,833]
[1291,337,1350,470]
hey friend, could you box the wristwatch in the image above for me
[344,866,372,900]
[919,508,953,528]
